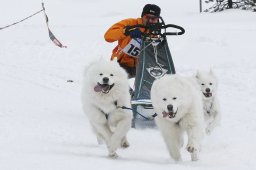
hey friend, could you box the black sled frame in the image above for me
[130,18,185,128]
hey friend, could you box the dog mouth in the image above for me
[203,92,212,98]
[94,83,115,94]
[162,109,178,119]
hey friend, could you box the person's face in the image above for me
[142,14,159,25]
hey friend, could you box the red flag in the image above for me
[42,3,67,48]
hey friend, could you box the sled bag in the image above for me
[133,38,176,102]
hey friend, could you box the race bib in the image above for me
[122,38,142,57]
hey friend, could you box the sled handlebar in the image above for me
[162,24,185,36]
[128,23,185,37]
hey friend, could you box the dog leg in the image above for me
[206,110,221,134]
[156,119,182,161]
[164,127,182,161]
[92,124,119,158]
[186,124,203,161]
[91,125,104,144]
[96,134,104,144]
[109,118,131,154]
[92,123,113,146]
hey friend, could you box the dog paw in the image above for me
[108,152,118,159]
[187,145,199,161]
[121,141,130,148]
[186,145,198,153]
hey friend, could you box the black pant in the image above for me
[119,63,136,78]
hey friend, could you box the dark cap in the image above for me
[141,4,161,17]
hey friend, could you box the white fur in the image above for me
[151,74,204,161]
[196,69,221,135]
[81,59,132,158]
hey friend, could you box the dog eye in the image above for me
[163,98,167,101]
[173,97,177,100]
[201,83,205,86]
[110,74,114,76]
[209,83,212,85]
[99,73,103,76]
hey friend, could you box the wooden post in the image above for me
[228,0,233,8]
[200,0,202,13]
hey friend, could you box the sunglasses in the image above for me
[144,14,159,22]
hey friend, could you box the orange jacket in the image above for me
[104,18,144,68]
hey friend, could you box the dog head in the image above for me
[196,69,218,100]
[85,59,129,95]
[151,75,193,122]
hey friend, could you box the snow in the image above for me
[0,0,256,169]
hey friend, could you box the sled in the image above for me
[130,19,185,128]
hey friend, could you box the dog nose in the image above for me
[206,88,211,93]
[167,104,173,112]
[103,77,109,83]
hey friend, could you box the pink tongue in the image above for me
[94,85,103,92]
[162,111,168,118]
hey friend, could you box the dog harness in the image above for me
[98,100,158,120]
[97,101,123,120]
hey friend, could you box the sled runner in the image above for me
[130,19,185,128]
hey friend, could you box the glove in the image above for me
[146,23,161,35]
[124,26,142,38]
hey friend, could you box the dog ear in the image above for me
[195,70,201,79]
[209,68,215,76]
[83,61,97,76]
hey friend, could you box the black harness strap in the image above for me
[152,113,158,118]
[105,113,109,120]
[114,101,118,107]
[97,108,109,120]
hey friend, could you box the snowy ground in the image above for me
[0,0,256,169]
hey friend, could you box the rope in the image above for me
[0,9,44,30]
[119,106,156,120]
[0,2,67,48]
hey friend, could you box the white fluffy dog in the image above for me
[81,59,133,158]
[196,69,221,134]
[151,75,204,161]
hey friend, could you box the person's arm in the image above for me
[104,19,134,42]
